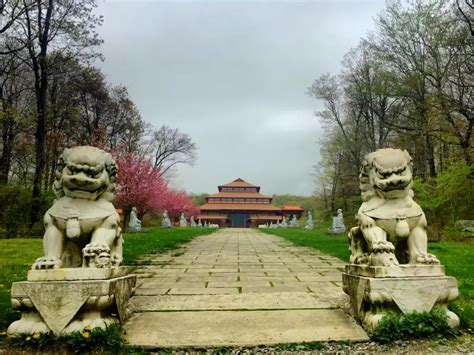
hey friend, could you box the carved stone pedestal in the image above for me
[342,265,459,331]
[7,267,136,336]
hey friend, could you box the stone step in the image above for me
[130,292,348,311]
[124,309,369,348]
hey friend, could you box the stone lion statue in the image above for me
[33,146,123,270]
[349,148,439,267]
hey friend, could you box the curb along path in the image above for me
[124,229,368,348]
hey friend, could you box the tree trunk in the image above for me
[460,116,472,165]
[30,0,54,224]
[425,133,436,178]
[123,207,131,230]
[30,57,48,223]
[0,98,16,184]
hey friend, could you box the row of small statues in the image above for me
[162,211,218,228]
[129,209,219,231]
[258,213,309,229]
[257,210,346,234]
[130,207,347,233]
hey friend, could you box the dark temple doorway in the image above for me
[230,213,249,227]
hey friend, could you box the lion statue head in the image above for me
[359,148,413,201]
[53,146,117,201]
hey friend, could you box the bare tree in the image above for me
[106,86,145,154]
[307,73,363,170]
[146,125,197,177]
[342,42,403,151]
[2,0,103,222]
[0,55,32,183]
[456,0,474,35]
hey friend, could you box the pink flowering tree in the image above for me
[161,189,200,225]
[115,153,168,227]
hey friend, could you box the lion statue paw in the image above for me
[111,253,123,267]
[371,240,395,252]
[369,251,399,267]
[33,257,63,270]
[414,252,440,265]
[82,243,112,268]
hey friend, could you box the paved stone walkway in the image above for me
[124,229,368,348]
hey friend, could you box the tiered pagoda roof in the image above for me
[201,203,280,211]
[218,178,260,192]
[207,192,271,199]
[200,178,280,212]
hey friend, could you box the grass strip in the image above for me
[261,228,350,261]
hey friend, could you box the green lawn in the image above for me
[0,227,216,332]
[123,227,216,264]
[262,228,350,262]
[261,227,474,330]
[0,239,43,331]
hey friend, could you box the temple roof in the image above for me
[207,192,271,199]
[219,178,260,191]
[200,203,280,211]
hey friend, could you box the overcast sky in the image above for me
[95,0,386,196]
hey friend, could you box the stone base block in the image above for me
[342,272,459,331]
[345,264,445,278]
[7,273,136,336]
[27,266,130,281]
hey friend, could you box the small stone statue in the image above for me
[197,218,202,227]
[280,217,288,228]
[179,213,188,227]
[305,211,314,230]
[289,214,299,228]
[128,207,142,232]
[329,209,346,234]
[161,210,172,228]
[190,216,197,227]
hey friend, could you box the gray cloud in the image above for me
[96,0,386,195]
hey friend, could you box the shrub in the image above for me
[413,162,474,240]
[64,324,126,353]
[5,324,128,353]
[0,185,32,238]
[0,185,54,238]
[370,309,459,343]
[450,299,474,332]
[6,331,56,350]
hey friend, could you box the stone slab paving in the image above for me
[124,229,368,347]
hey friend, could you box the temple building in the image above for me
[198,178,289,228]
